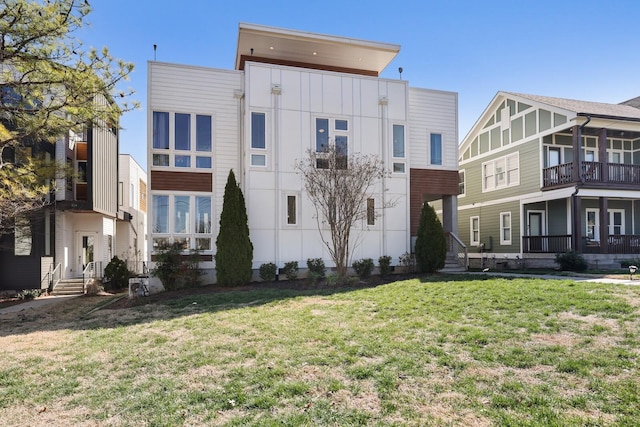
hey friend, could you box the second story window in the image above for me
[153,112,169,149]
[315,117,349,169]
[251,112,267,167]
[430,133,442,165]
[392,124,405,173]
[151,112,213,168]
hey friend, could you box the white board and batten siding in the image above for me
[243,62,412,268]
[408,88,458,171]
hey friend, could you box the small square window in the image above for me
[335,120,348,131]
[393,162,405,173]
[251,154,266,166]
[196,156,212,168]
[175,155,191,168]
[196,238,211,251]
[153,154,169,166]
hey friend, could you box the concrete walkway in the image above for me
[0,294,80,315]
[462,270,640,286]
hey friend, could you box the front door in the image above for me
[77,233,95,274]
[528,211,544,251]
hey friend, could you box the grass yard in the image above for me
[1,275,639,426]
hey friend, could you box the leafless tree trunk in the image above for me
[296,144,391,277]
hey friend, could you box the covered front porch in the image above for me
[522,194,640,257]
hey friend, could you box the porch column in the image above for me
[572,125,581,182]
[599,197,609,254]
[441,195,458,235]
[599,128,608,182]
[571,195,582,251]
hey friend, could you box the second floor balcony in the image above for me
[543,161,640,189]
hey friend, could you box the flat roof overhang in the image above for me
[235,23,400,77]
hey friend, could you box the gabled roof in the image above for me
[235,23,400,76]
[461,91,640,153]
[504,92,640,121]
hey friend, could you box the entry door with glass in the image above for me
[528,211,544,251]
[77,233,95,274]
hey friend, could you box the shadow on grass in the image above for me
[0,272,574,336]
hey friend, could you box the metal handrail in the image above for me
[40,263,62,292]
[448,232,468,270]
[50,263,61,292]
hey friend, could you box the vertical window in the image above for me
[196,115,212,152]
[152,195,169,233]
[175,113,191,150]
[393,124,405,158]
[430,133,442,165]
[153,111,169,149]
[367,198,375,225]
[609,210,624,235]
[483,163,495,190]
[586,208,598,241]
[316,118,329,152]
[335,135,348,169]
[500,212,512,245]
[495,158,506,187]
[251,112,266,149]
[458,170,465,196]
[195,196,211,233]
[14,217,32,256]
[130,183,135,207]
[118,182,123,206]
[174,196,190,234]
[470,216,480,246]
[287,195,297,225]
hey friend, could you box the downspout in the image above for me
[379,96,389,257]
[272,84,282,271]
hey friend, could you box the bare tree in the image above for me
[296,144,391,277]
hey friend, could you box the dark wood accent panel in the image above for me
[151,171,212,192]
[409,169,459,236]
[239,55,378,77]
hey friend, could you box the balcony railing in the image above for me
[542,161,640,188]
[523,235,640,254]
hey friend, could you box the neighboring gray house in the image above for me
[456,91,640,268]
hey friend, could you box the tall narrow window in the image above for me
[430,133,442,165]
[195,196,211,233]
[335,135,348,169]
[500,212,511,245]
[175,113,191,150]
[393,125,405,158]
[470,216,480,246]
[174,196,190,234]
[118,182,124,206]
[316,118,329,152]
[196,115,212,152]
[287,195,297,225]
[367,198,375,225]
[152,195,169,233]
[130,183,135,207]
[458,170,465,196]
[251,112,266,149]
[153,111,169,149]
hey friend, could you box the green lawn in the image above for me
[1,276,639,426]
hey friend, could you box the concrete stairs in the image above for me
[440,252,467,273]
[51,278,84,295]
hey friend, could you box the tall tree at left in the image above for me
[0,0,136,235]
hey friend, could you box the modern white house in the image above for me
[116,154,148,274]
[147,23,460,283]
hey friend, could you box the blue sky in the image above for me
[80,0,640,170]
